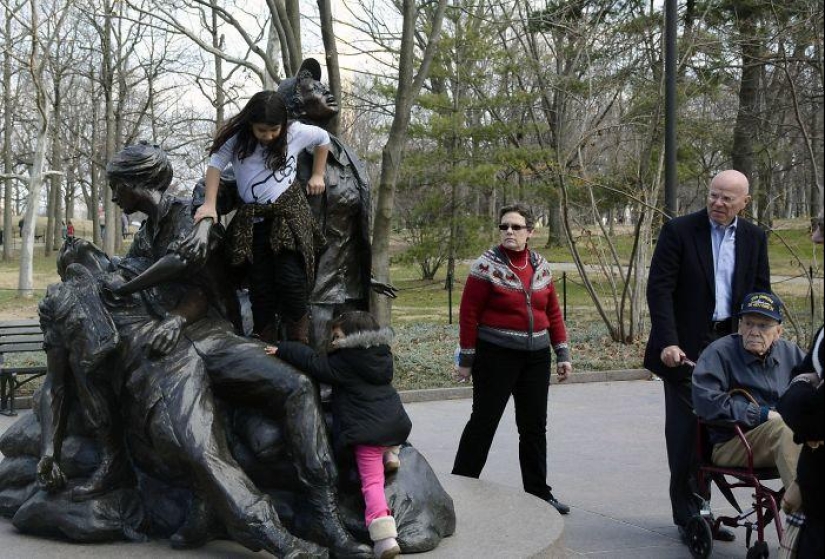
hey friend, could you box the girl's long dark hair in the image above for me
[209,90,289,170]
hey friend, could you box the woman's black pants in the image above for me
[452,338,553,500]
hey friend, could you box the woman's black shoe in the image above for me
[546,494,570,515]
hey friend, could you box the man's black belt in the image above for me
[711,318,733,336]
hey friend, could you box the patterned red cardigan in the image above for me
[458,245,569,367]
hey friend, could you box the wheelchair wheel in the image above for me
[746,541,769,559]
[685,515,713,559]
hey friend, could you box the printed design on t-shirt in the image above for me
[250,154,297,201]
[273,154,296,183]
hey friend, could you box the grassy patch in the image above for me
[1,218,821,396]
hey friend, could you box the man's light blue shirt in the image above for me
[711,217,737,320]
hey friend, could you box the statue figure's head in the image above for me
[107,142,173,213]
[277,58,339,126]
[107,142,173,194]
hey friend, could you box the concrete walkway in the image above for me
[1,380,784,558]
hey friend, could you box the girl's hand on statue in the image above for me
[306,174,326,196]
[194,203,218,222]
[264,346,278,356]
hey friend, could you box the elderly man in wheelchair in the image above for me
[691,292,806,558]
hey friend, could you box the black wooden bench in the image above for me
[0,319,46,416]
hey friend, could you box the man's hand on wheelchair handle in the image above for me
[660,345,686,368]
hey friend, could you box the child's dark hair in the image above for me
[330,311,380,337]
[209,90,289,171]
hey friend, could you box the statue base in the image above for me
[0,473,564,558]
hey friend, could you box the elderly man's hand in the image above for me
[660,345,687,368]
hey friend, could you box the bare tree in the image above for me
[13,0,70,296]
[354,0,448,325]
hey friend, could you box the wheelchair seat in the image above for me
[684,417,784,559]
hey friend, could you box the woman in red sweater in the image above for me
[452,202,573,514]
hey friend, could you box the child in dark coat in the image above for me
[266,310,412,559]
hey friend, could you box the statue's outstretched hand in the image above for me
[37,455,67,492]
[101,275,128,300]
[148,315,185,356]
[177,218,213,266]
[370,278,398,299]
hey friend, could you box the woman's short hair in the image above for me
[331,310,380,337]
[106,142,173,192]
[499,203,535,230]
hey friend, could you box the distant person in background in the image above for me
[66,220,74,238]
[452,202,573,515]
[61,221,68,240]
[644,169,770,544]
[121,213,129,240]
[18,218,24,237]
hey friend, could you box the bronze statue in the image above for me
[104,143,371,558]
[37,238,327,557]
[277,58,396,350]
[0,136,453,556]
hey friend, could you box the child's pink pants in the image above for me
[354,444,390,525]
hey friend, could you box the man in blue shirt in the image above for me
[645,170,770,542]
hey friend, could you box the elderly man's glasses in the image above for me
[499,224,527,231]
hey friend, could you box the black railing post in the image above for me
[563,271,567,321]
[447,266,454,325]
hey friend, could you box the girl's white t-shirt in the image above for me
[208,121,331,204]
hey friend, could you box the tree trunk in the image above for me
[317,0,340,136]
[47,78,63,254]
[102,0,117,255]
[2,7,14,262]
[370,0,447,325]
[730,10,760,213]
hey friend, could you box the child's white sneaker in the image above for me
[368,516,401,559]
[373,537,401,559]
[383,446,401,473]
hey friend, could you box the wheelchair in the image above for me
[683,418,785,559]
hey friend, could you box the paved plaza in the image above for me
[1,379,784,558]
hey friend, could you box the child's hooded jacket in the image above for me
[276,327,412,451]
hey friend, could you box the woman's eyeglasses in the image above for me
[499,224,527,231]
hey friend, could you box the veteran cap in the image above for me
[739,292,783,322]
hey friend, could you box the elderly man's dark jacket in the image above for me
[644,209,770,382]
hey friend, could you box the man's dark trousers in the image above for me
[663,325,731,527]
